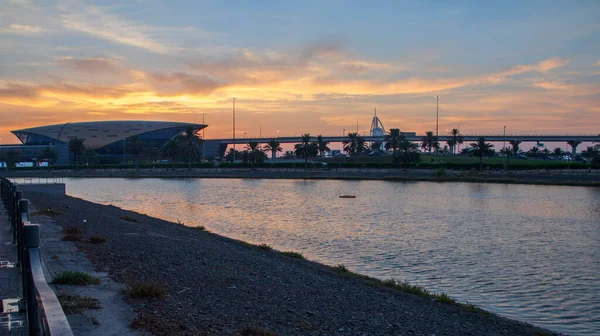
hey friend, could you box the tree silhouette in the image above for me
[68,137,85,169]
[420,131,439,154]
[384,128,405,153]
[263,139,282,160]
[316,135,330,158]
[343,132,367,156]
[469,137,494,170]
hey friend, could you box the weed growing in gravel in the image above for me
[62,227,83,241]
[120,215,140,223]
[459,302,488,314]
[87,236,106,244]
[258,244,272,250]
[382,279,433,298]
[32,208,64,217]
[332,264,365,279]
[437,292,456,304]
[122,282,166,299]
[62,227,82,235]
[62,234,82,242]
[57,293,102,314]
[280,251,304,259]
[51,271,100,285]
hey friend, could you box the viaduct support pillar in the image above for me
[567,140,582,158]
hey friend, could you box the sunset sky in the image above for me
[1,0,599,144]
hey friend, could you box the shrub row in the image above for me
[5,161,597,171]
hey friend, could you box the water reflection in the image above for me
[63,178,599,335]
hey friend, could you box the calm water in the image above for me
[62,178,599,335]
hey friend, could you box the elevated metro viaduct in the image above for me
[203,134,600,159]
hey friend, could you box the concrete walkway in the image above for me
[0,208,27,335]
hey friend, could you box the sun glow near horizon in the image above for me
[1,1,599,144]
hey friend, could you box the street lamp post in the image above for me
[503,126,506,149]
[232,98,236,162]
[434,95,440,136]
[201,113,207,139]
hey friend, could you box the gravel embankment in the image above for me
[27,192,562,336]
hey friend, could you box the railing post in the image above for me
[18,199,29,267]
[23,224,41,335]
[13,188,22,243]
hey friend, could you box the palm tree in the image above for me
[316,135,330,158]
[343,132,367,156]
[294,133,312,168]
[447,128,463,155]
[446,139,456,155]
[527,146,539,157]
[394,139,420,167]
[126,135,144,169]
[420,131,439,154]
[370,141,382,152]
[384,128,405,153]
[244,141,264,166]
[508,140,522,155]
[159,138,180,163]
[469,137,494,170]
[500,147,513,170]
[263,139,282,160]
[39,146,58,166]
[5,150,19,169]
[68,137,85,169]
[82,149,97,166]
[178,127,203,168]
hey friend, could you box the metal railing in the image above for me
[0,177,73,336]
[8,177,65,185]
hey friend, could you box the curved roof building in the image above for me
[12,120,206,150]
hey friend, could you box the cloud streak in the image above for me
[59,2,169,54]
[56,57,120,73]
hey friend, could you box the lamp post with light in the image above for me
[434,95,440,136]
[232,98,236,162]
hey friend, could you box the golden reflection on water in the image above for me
[64,178,600,335]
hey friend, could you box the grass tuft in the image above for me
[88,235,106,244]
[280,251,304,259]
[32,208,64,217]
[62,226,82,235]
[51,271,100,285]
[62,234,82,241]
[176,220,185,226]
[257,244,272,250]
[57,293,102,314]
[62,227,83,242]
[120,215,141,223]
[331,264,366,279]
[122,282,167,299]
[192,225,205,230]
[437,292,456,304]
[381,278,433,298]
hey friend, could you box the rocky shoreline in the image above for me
[27,191,562,335]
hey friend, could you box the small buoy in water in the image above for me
[339,195,356,198]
